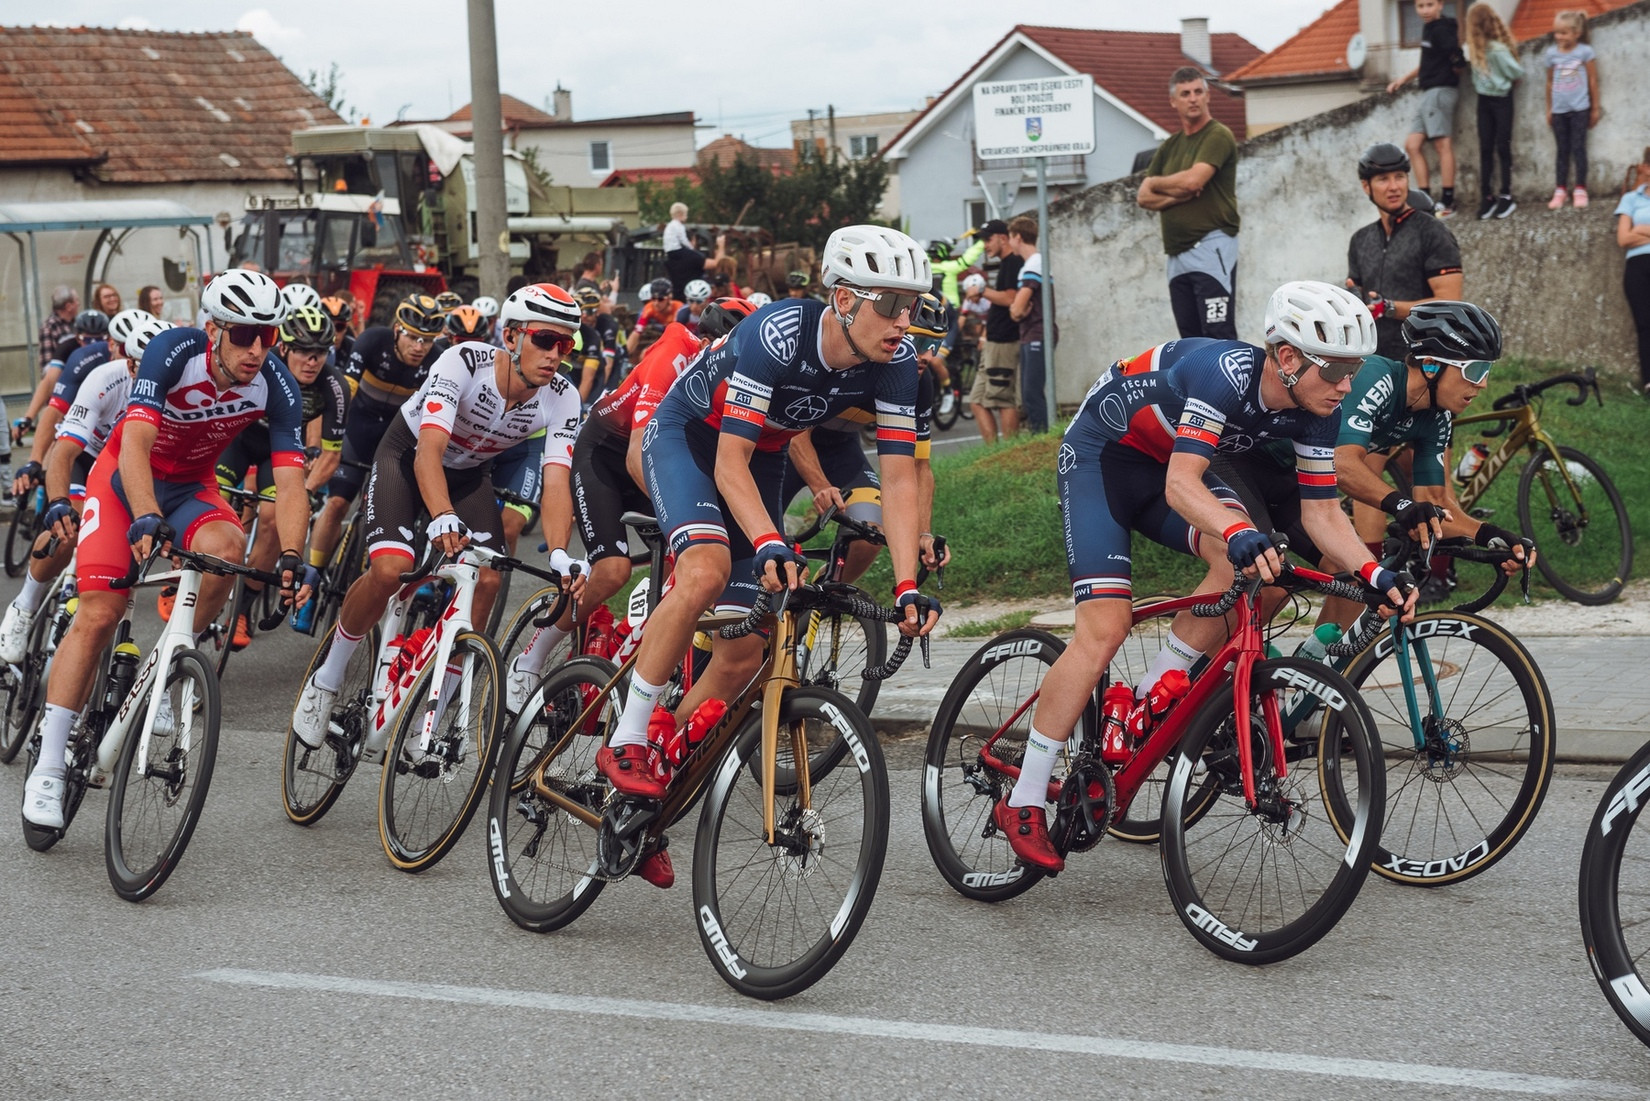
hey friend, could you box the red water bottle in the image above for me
[583,604,616,658]
[655,698,729,767]
[1127,669,1191,747]
[1099,682,1135,765]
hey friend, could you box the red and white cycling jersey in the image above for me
[57,358,135,460]
[585,321,707,441]
[398,343,580,473]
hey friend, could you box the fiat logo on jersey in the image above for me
[785,395,828,422]
[169,379,224,411]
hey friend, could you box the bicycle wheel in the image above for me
[921,628,1073,902]
[1517,446,1632,605]
[105,649,221,902]
[693,686,888,1000]
[204,576,243,679]
[486,656,619,932]
[1581,740,1650,1047]
[0,603,50,764]
[794,607,886,777]
[1160,657,1383,965]
[498,584,579,680]
[282,624,379,825]
[313,517,364,637]
[4,502,38,579]
[378,630,503,872]
[933,387,961,431]
[21,726,93,852]
[1332,611,1555,886]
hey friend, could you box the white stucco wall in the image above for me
[516,125,698,184]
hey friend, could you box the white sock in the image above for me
[612,671,669,749]
[1009,727,1062,808]
[313,624,365,693]
[15,571,49,614]
[35,703,76,776]
[1137,627,1202,698]
[514,624,570,676]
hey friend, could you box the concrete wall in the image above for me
[1046,1,1650,412]
[516,124,698,185]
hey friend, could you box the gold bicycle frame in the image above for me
[1451,402,1581,516]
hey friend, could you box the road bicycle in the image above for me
[0,543,79,765]
[1581,737,1650,1047]
[281,540,565,872]
[194,483,285,678]
[21,544,287,900]
[5,482,47,579]
[922,556,1387,964]
[487,580,916,999]
[301,458,373,638]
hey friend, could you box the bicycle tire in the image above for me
[1581,739,1650,1047]
[1517,446,1632,605]
[498,583,580,672]
[794,607,886,778]
[281,624,379,826]
[314,516,364,638]
[204,576,243,679]
[1331,611,1555,886]
[486,656,620,932]
[21,729,91,852]
[486,567,512,638]
[921,628,1069,902]
[4,501,38,579]
[1160,657,1383,965]
[0,600,52,764]
[933,390,961,431]
[105,648,221,902]
[378,630,503,872]
[694,686,888,1000]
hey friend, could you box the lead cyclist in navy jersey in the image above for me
[998,281,1419,873]
[596,225,942,809]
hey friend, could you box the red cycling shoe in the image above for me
[637,843,674,889]
[597,742,669,799]
[993,799,1065,874]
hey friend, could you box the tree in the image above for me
[304,62,357,123]
[634,176,705,223]
[697,154,890,251]
[518,145,554,191]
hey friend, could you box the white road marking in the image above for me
[196,968,1631,1096]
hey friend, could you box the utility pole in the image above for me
[827,104,837,162]
[807,108,817,162]
[467,0,509,299]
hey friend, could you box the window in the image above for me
[849,134,878,159]
[590,140,611,174]
[965,200,987,232]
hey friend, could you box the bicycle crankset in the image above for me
[595,796,659,880]
[1050,758,1116,855]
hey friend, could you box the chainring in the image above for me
[1050,758,1117,855]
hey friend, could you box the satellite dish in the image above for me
[1346,33,1367,71]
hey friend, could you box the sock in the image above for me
[313,623,365,693]
[308,547,327,569]
[1009,727,1062,808]
[514,624,570,676]
[35,703,76,776]
[1442,186,1455,206]
[612,671,669,749]
[1136,627,1203,698]
[15,571,50,614]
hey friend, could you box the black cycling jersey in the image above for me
[346,325,432,406]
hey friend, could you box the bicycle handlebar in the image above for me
[718,583,920,681]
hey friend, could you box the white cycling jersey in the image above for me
[397,342,579,474]
[56,357,135,461]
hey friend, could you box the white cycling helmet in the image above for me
[683,278,712,304]
[820,225,932,293]
[500,283,580,330]
[107,308,154,347]
[471,294,500,319]
[280,282,323,313]
[747,292,772,308]
[1263,280,1377,359]
[961,272,987,295]
[124,317,173,362]
[202,268,286,325]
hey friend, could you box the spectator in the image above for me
[970,219,1023,443]
[1387,0,1467,218]
[137,284,164,317]
[37,285,78,373]
[1466,2,1523,219]
[573,252,603,296]
[1544,9,1600,210]
[661,201,705,298]
[1007,215,1055,434]
[1615,147,1650,398]
[90,282,122,315]
[1137,67,1240,339]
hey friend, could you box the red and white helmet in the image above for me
[500,283,580,330]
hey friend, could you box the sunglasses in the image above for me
[845,287,921,319]
[524,328,576,355]
[225,324,279,348]
[1425,356,1493,384]
[1299,349,1363,384]
[399,329,438,346]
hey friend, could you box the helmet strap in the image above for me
[832,290,873,362]
[1273,345,1308,409]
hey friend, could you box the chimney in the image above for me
[1180,17,1212,68]
[552,84,572,121]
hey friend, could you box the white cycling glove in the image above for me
[427,512,469,542]
[548,548,590,578]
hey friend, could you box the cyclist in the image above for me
[11,309,134,501]
[281,282,323,315]
[318,295,355,363]
[425,304,489,363]
[290,283,587,749]
[784,270,812,300]
[675,278,713,335]
[626,277,682,361]
[597,226,940,819]
[434,290,464,314]
[217,306,351,643]
[997,281,1418,874]
[929,235,987,309]
[305,294,443,586]
[0,318,172,664]
[573,288,618,403]
[21,269,311,830]
[506,296,757,708]
[471,294,503,347]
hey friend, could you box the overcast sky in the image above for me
[40,0,1335,144]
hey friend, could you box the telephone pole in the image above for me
[467,0,509,298]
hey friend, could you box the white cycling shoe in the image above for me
[292,675,337,750]
[0,600,36,665]
[23,771,65,829]
[506,657,541,714]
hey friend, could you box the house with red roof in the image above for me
[881,19,1260,244]
[1226,0,1638,136]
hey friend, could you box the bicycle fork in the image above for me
[96,575,203,781]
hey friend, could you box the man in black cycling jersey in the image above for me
[319,296,355,364]
[306,293,442,581]
[785,270,812,300]
[574,288,619,400]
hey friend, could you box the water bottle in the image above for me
[104,641,141,711]
[583,604,616,658]
[1454,443,1490,485]
[1292,622,1344,665]
[1099,682,1136,765]
[662,698,727,767]
[1126,670,1191,746]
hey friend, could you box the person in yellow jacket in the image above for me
[929,236,986,308]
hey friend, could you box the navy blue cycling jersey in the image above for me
[649,298,918,457]
[48,340,114,413]
[1068,338,1339,500]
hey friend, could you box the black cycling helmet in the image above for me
[434,290,465,312]
[319,295,353,330]
[786,270,810,289]
[697,296,758,340]
[1358,142,1411,180]
[928,240,952,262]
[394,293,446,337]
[279,305,336,350]
[1403,300,1504,363]
[647,277,672,300]
[907,292,949,339]
[574,287,603,312]
[74,308,109,337]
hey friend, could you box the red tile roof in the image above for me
[441,97,696,136]
[598,166,700,188]
[1224,0,1360,83]
[0,66,100,167]
[444,93,558,128]
[697,134,796,172]
[1509,0,1637,41]
[0,25,343,182]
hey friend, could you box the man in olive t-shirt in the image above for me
[1137,67,1240,340]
